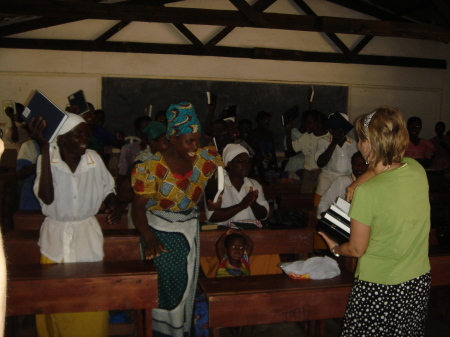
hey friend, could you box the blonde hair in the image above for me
[355,106,409,168]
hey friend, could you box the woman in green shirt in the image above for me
[319,106,431,336]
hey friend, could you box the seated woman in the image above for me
[201,143,281,277]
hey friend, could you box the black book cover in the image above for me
[281,105,299,126]
[326,112,354,136]
[326,209,350,227]
[22,90,68,143]
[213,132,234,153]
[68,90,89,115]
[317,217,350,245]
[204,166,224,203]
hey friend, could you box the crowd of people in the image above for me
[0,97,439,337]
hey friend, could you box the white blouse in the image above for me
[34,148,115,263]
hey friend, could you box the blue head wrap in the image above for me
[166,102,201,138]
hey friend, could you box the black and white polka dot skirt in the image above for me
[341,272,431,337]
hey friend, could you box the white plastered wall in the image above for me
[0,0,449,147]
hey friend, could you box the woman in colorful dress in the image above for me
[131,102,223,337]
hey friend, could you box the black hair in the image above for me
[155,110,166,119]
[15,103,25,114]
[224,233,246,248]
[435,121,445,129]
[407,116,422,125]
[351,151,364,162]
[87,102,94,110]
[255,111,271,122]
[133,116,152,131]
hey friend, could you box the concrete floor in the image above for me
[10,306,449,337]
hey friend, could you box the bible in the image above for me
[204,166,224,203]
[22,90,68,143]
[317,197,351,244]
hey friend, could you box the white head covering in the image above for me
[222,143,249,167]
[54,113,86,141]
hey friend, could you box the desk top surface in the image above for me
[8,260,156,281]
[200,269,355,296]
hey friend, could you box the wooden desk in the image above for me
[3,229,141,264]
[201,271,354,337]
[7,260,158,337]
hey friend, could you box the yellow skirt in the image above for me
[35,255,109,337]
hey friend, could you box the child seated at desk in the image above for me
[216,229,253,278]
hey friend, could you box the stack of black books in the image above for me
[317,197,350,244]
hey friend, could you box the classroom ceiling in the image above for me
[0,0,449,69]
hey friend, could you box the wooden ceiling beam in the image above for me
[0,17,80,37]
[0,37,445,69]
[325,0,413,23]
[432,0,450,26]
[206,0,275,47]
[96,21,131,42]
[292,0,356,62]
[1,1,449,42]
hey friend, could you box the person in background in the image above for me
[116,116,151,187]
[15,136,41,211]
[31,113,122,337]
[316,151,367,219]
[285,109,328,194]
[131,102,223,337]
[315,113,358,206]
[91,109,115,164]
[4,103,30,152]
[202,144,279,278]
[429,121,450,171]
[117,121,168,228]
[251,111,278,183]
[404,116,435,168]
[154,110,168,125]
[282,110,310,180]
[215,229,253,278]
[319,106,431,336]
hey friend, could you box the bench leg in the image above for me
[145,309,152,337]
[209,327,220,337]
[305,320,326,337]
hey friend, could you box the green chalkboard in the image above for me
[102,77,348,151]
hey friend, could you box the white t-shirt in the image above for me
[205,172,269,224]
[34,148,115,263]
[292,132,330,171]
[315,135,358,176]
[316,174,355,219]
[284,128,305,171]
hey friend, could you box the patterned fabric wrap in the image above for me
[132,146,223,212]
[146,208,200,337]
[216,253,250,278]
[166,102,201,137]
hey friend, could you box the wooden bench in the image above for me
[199,227,315,260]
[199,225,450,337]
[12,210,129,230]
[3,229,141,264]
[201,270,354,337]
[6,260,158,337]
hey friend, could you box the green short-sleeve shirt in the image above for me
[349,157,430,285]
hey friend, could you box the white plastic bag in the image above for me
[279,256,341,280]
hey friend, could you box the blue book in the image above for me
[68,90,89,115]
[22,90,68,143]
